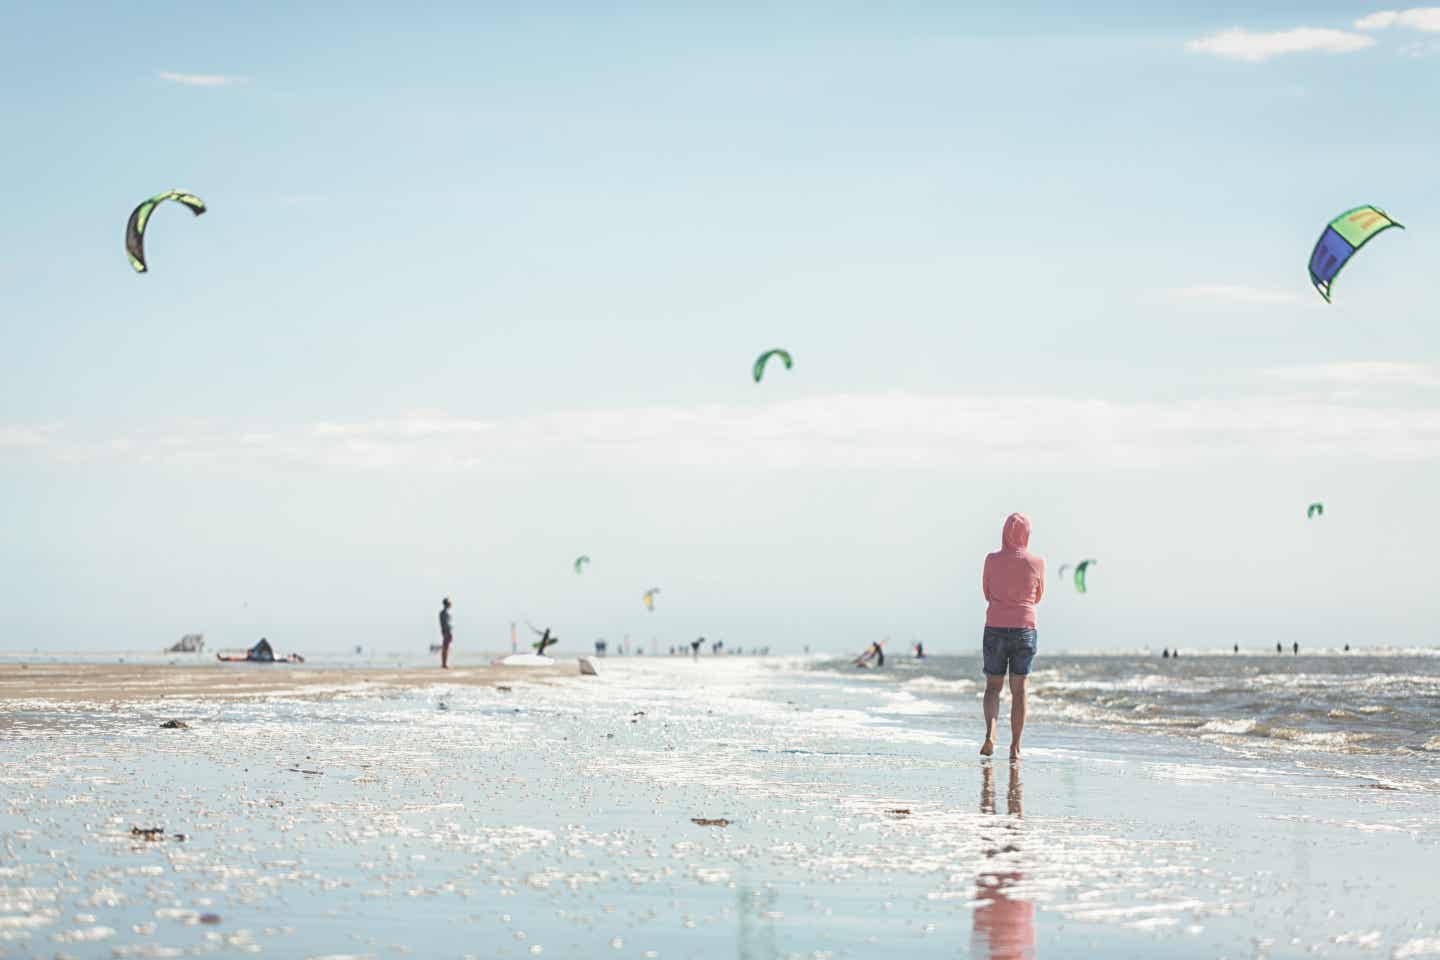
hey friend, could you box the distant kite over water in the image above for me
[1308,205,1403,303]
[574,555,591,574]
[753,349,793,383]
[1307,502,1324,519]
[1073,559,1097,594]
[643,588,661,612]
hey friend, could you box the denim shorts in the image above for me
[983,626,1037,677]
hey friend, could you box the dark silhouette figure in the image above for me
[438,598,453,669]
[528,623,558,657]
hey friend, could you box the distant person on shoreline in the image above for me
[1276,642,1283,654]
[1234,644,1239,654]
[981,513,1044,761]
[691,638,703,659]
[914,641,926,659]
[438,598,453,669]
[1162,648,1169,659]
[1293,642,1300,656]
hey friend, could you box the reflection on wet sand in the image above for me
[973,763,1036,960]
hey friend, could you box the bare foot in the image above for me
[1009,746,1021,761]
[980,739,995,757]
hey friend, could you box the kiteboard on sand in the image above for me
[494,654,555,667]
[217,653,305,664]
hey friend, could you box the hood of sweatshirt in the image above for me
[1001,513,1032,552]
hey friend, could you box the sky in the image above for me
[2,1,1439,654]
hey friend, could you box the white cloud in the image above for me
[1186,27,1376,62]
[6,390,1440,473]
[1261,362,1440,388]
[158,71,244,87]
[0,425,59,449]
[1355,7,1440,31]
[1165,285,1303,306]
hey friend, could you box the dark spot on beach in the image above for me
[159,719,189,729]
[288,767,323,775]
[198,913,222,925]
[886,809,912,817]
[496,685,512,693]
[1362,783,1401,791]
[691,818,731,827]
[130,826,166,841]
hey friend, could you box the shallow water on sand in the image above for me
[2,656,1439,958]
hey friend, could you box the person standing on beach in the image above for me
[981,513,1044,760]
[438,598,453,669]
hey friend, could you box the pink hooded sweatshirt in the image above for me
[983,513,1045,629]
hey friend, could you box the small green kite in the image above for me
[753,349,793,383]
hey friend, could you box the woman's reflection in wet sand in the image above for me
[972,763,1036,959]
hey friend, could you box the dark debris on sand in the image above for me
[691,818,731,827]
[159,719,189,729]
[131,826,186,842]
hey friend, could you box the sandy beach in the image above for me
[2,654,1438,959]
[0,661,566,705]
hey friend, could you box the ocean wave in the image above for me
[1199,719,1257,735]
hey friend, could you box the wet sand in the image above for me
[2,656,1438,958]
[0,661,568,704]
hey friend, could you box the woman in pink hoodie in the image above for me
[981,513,1044,760]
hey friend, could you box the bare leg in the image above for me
[981,675,1004,756]
[1008,675,1027,759]
[441,640,450,670]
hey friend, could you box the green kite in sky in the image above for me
[574,555,591,574]
[125,190,207,273]
[1307,502,1324,519]
[1308,205,1403,303]
[753,349,793,383]
[1073,559,1097,594]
